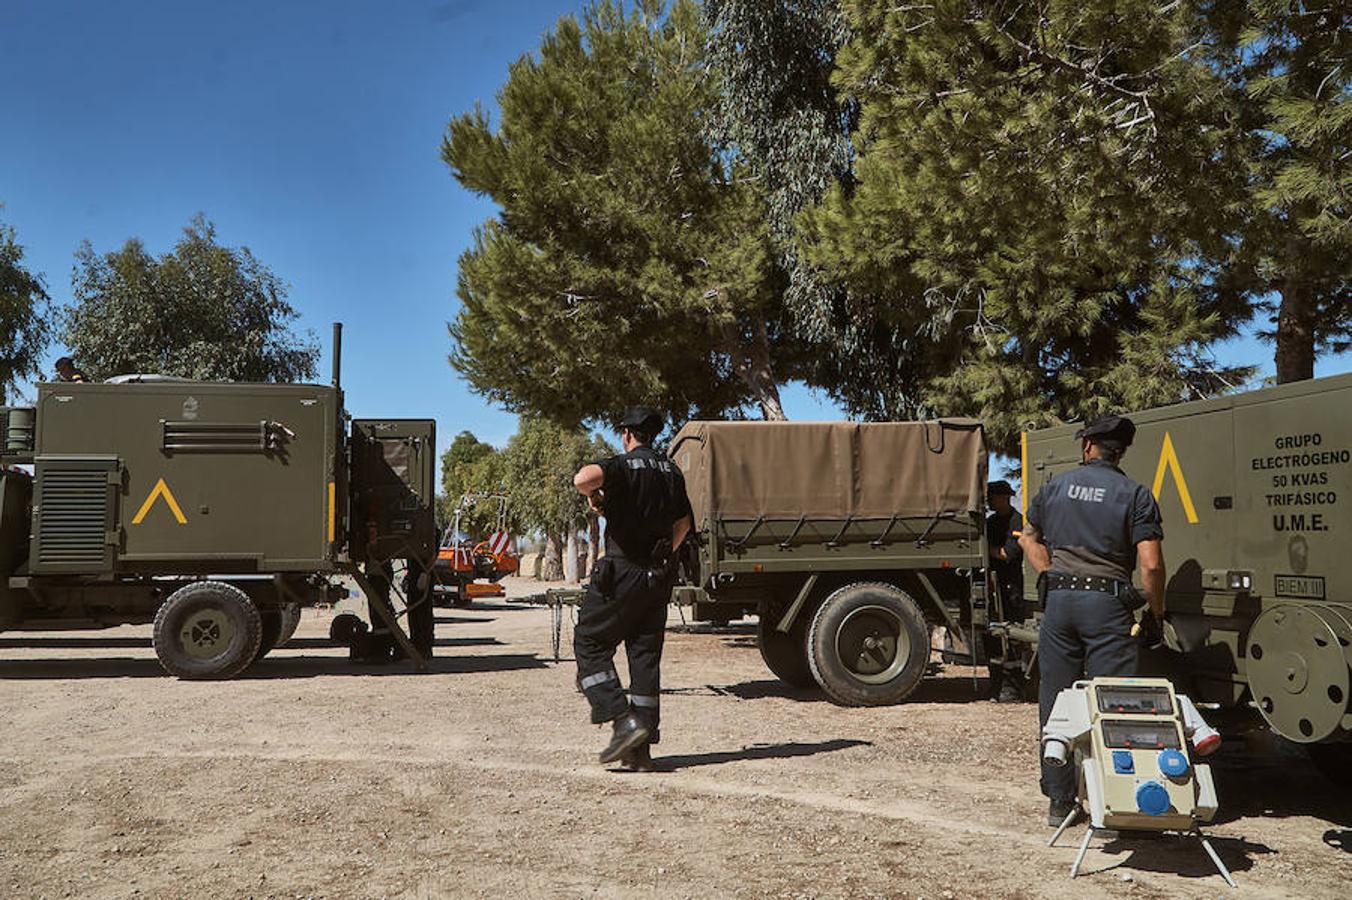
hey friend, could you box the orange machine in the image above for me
[433,493,519,607]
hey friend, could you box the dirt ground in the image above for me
[0,577,1348,899]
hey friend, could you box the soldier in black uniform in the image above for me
[572,406,692,770]
[54,357,87,383]
[1018,414,1166,825]
[984,480,1025,703]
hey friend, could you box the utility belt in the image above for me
[1043,572,1131,598]
[607,536,674,569]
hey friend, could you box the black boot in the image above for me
[619,743,658,773]
[599,713,650,764]
[1048,798,1081,827]
[997,670,1024,703]
[986,667,1003,702]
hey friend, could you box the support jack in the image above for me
[1049,819,1237,888]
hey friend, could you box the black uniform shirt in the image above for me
[986,508,1025,596]
[597,446,692,562]
[1026,459,1163,583]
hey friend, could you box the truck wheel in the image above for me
[152,581,262,680]
[808,582,930,706]
[253,608,284,663]
[276,602,302,647]
[1307,743,1352,790]
[756,610,815,688]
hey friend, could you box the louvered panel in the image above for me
[31,458,119,573]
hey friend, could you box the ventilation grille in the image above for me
[35,467,111,570]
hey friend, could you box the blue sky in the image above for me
[1,0,1345,458]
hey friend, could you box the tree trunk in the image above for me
[587,516,601,575]
[1275,278,1316,383]
[564,529,579,584]
[723,319,787,421]
[541,533,564,581]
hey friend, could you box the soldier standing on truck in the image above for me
[572,406,692,771]
[985,480,1025,703]
[54,357,86,383]
[1018,414,1166,826]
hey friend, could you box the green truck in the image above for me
[0,326,437,679]
[1019,371,1352,782]
[669,372,1351,783]
[669,419,992,706]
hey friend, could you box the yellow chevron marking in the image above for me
[131,477,187,525]
[1151,432,1199,525]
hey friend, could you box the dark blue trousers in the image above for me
[1038,588,1139,801]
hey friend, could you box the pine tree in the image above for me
[444,0,795,425]
[797,0,1256,449]
[1212,1,1350,381]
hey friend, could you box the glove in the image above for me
[1132,610,1166,649]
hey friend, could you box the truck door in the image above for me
[349,419,437,563]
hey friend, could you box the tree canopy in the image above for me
[447,0,1346,444]
[439,430,503,531]
[502,419,613,542]
[794,0,1257,449]
[1208,1,1349,382]
[438,421,615,545]
[63,215,318,383]
[444,0,796,426]
[0,212,51,402]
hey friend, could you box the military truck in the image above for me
[1018,372,1352,783]
[669,419,990,706]
[0,325,437,679]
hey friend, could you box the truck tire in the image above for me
[253,608,284,663]
[807,582,930,706]
[756,611,815,688]
[152,581,262,680]
[276,602,302,647]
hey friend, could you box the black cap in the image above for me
[618,405,664,435]
[55,356,74,368]
[1074,414,1136,448]
[987,480,1015,497]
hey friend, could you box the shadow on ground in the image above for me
[0,637,151,649]
[705,679,822,702]
[656,738,871,770]
[0,635,502,653]
[1073,831,1275,882]
[673,623,756,637]
[0,650,547,680]
[284,636,503,650]
[246,653,549,678]
[702,674,999,706]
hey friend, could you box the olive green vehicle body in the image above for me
[1019,371,1352,749]
[0,377,436,673]
[669,420,993,705]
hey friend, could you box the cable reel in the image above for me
[1246,602,1352,743]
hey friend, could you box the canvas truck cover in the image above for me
[669,420,987,525]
